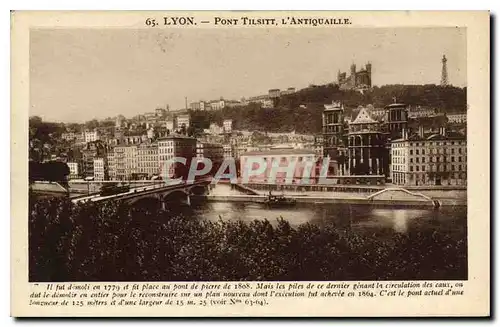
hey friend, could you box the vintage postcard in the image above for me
[11,11,489,317]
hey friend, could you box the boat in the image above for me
[264,193,297,207]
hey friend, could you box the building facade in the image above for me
[137,142,159,178]
[81,141,107,178]
[391,129,467,186]
[408,106,436,118]
[113,146,127,180]
[165,120,175,132]
[240,149,317,184]
[248,95,274,108]
[176,114,191,129]
[61,132,78,141]
[268,89,281,99]
[124,145,138,179]
[322,101,347,175]
[223,144,233,159]
[196,142,224,175]
[155,108,166,117]
[209,99,225,110]
[67,162,79,179]
[157,134,197,179]
[223,119,233,133]
[84,130,100,143]
[107,151,116,180]
[93,158,107,181]
[385,103,409,140]
[447,113,467,124]
[347,107,388,176]
[281,87,296,96]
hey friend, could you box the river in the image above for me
[173,182,467,239]
[180,201,466,237]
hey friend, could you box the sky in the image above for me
[30,27,466,122]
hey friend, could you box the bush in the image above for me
[29,197,467,282]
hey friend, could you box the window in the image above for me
[422,166,425,171]
[410,166,413,172]
[422,149,425,155]
[416,166,420,172]
[459,148,462,154]
[422,157,425,163]
[410,150,413,155]
[416,149,419,155]
[410,158,413,163]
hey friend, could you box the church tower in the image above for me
[322,101,346,175]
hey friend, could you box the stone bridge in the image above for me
[72,180,211,209]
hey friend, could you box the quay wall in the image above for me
[194,194,465,207]
[239,183,466,200]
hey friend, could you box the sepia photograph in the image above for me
[27,25,470,283]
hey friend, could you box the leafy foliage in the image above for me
[29,197,467,282]
[190,84,466,134]
[29,161,70,186]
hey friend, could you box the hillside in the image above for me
[190,84,467,134]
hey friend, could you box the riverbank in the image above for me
[195,194,465,207]
[207,184,466,207]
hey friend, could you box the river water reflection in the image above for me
[179,201,467,239]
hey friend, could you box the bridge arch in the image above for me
[188,185,208,196]
[367,187,439,207]
[162,189,189,202]
[127,195,161,209]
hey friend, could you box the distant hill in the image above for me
[190,84,466,134]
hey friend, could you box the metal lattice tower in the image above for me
[441,55,448,86]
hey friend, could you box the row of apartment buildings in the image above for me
[234,127,466,187]
[189,88,296,112]
[189,98,243,111]
[320,100,467,186]
[67,134,228,181]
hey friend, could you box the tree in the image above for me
[29,161,70,186]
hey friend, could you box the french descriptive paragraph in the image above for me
[29,281,465,308]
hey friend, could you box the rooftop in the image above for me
[385,103,407,109]
[350,107,378,124]
[323,102,343,111]
[157,133,195,140]
[242,149,316,156]
[392,131,466,143]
